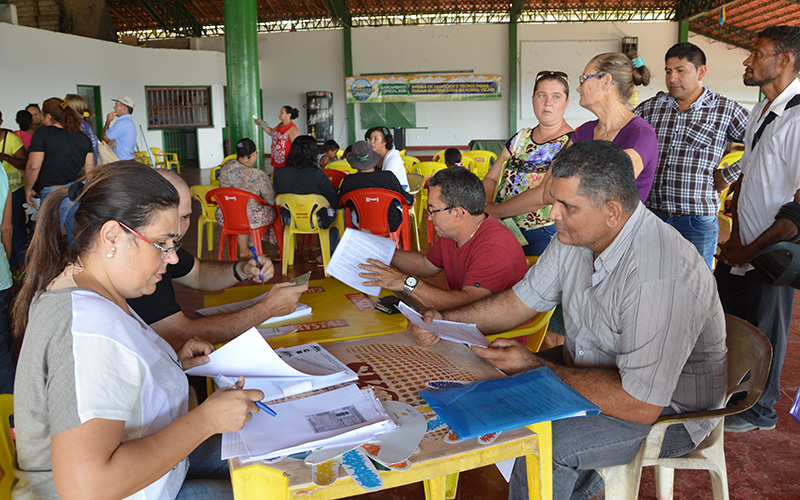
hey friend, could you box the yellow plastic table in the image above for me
[204,279,554,350]
[228,331,552,500]
[203,279,410,348]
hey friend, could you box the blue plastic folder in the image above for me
[419,367,601,439]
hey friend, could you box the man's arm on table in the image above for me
[473,340,663,425]
[407,288,537,346]
[152,281,308,348]
[358,254,491,311]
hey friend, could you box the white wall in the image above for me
[515,23,756,133]
[0,23,228,168]
[2,20,756,162]
[351,24,509,147]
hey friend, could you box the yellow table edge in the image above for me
[230,421,552,500]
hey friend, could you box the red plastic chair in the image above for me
[206,187,283,261]
[322,168,348,189]
[339,188,412,250]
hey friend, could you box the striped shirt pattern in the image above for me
[513,204,727,444]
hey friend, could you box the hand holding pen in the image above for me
[214,374,277,417]
[250,245,263,281]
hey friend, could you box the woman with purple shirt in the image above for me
[571,52,658,201]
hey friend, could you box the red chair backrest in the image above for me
[206,187,268,232]
[322,169,348,189]
[339,188,411,248]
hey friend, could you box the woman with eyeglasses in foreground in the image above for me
[12,162,262,500]
[571,52,658,201]
[483,71,574,256]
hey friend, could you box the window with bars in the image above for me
[146,87,212,129]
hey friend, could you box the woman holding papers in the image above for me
[12,162,262,500]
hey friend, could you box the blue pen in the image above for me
[249,245,263,280]
[214,374,277,417]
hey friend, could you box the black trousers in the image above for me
[714,263,794,426]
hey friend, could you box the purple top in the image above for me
[572,116,658,202]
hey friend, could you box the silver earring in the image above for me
[106,246,116,259]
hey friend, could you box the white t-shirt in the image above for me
[382,148,409,192]
[14,288,189,500]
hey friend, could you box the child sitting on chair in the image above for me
[444,148,464,168]
[317,139,340,168]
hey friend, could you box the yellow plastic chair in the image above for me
[151,147,181,174]
[133,150,153,167]
[464,150,498,180]
[413,162,448,226]
[209,167,222,187]
[325,160,358,174]
[399,149,406,156]
[0,394,16,498]
[431,149,448,163]
[407,173,424,251]
[716,150,742,235]
[336,149,344,159]
[486,307,555,353]
[402,154,420,174]
[597,314,772,500]
[189,184,218,258]
[276,194,344,277]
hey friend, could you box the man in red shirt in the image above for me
[359,167,528,312]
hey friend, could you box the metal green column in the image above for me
[224,0,262,168]
[509,22,518,137]
[679,21,689,43]
[344,28,357,145]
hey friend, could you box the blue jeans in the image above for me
[520,225,557,257]
[176,435,233,500]
[650,210,717,271]
[0,288,14,394]
[509,414,695,500]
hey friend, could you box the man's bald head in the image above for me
[157,169,192,238]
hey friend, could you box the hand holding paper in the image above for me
[397,302,489,347]
[327,229,397,296]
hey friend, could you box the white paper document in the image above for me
[397,302,490,347]
[194,292,312,326]
[222,385,396,462]
[326,228,397,296]
[257,325,297,340]
[184,329,358,400]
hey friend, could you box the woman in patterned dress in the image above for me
[215,138,277,258]
[483,71,573,256]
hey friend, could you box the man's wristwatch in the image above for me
[403,276,419,295]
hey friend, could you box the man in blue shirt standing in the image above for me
[102,95,137,160]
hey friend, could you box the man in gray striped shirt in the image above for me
[410,141,727,500]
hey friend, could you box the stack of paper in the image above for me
[185,329,358,401]
[419,366,601,439]
[195,292,312,326]
[223,385,396,462]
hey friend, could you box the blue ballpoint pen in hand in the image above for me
[249,245,263,280]
[214,373,277,417]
